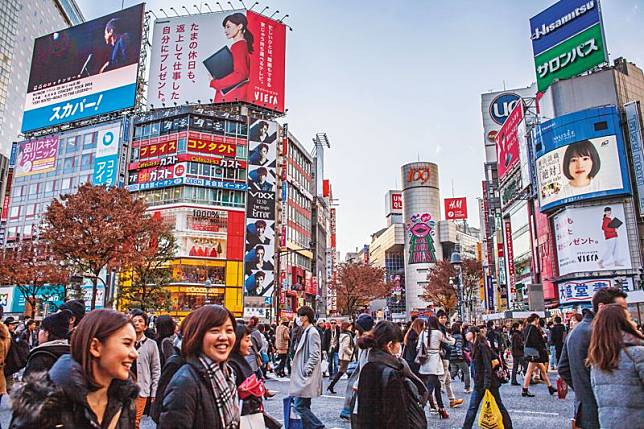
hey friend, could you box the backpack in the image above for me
[4,336,30,376]
[381,366,427,429]
[150,349,184,423]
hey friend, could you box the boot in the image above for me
[438,408,449,419]
[548,385,557,395]
[522,388,535,397]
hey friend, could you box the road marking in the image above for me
[507,409,560,416]
[321,394,345,399]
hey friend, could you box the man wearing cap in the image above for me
[23,310,72,377]
[58,299,86,335]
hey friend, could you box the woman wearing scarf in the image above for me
[158,305,240,429]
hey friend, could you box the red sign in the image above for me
[129,163,185,185]
[444,197,468,220]
[139,140,177,160]
[304,271,315,296]
[504,219,515,287]
[1,170,13,221]
[330,208,337,249]
[323,179,330,198]
[496,100,524,182]
[406,166,431,184]
[391,193,403,211]
[187,137,236,157]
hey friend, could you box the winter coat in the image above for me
[472,341,500,391]
[158,356,231,429]
[135,336,161,398]
[9,353,138,429]
[403,330,420,374]
[0,323,11,395]
[550,323,566,348]
[329,326,341,353]
[590,333,644,429]
[417,329,455,376]
[438,324,453,359]
[228,352,263,416]
[317,326,331,352]
[449,333,465,362]
[338,331,354,361]
[288,324,323,398]
[510,329,525,357]
[23,339,70,378]
[524,324,548,363]
[558,312,600,429]
[275,324,290,354]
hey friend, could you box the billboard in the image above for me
[536,106,631,212]
[496,100,524,182]
[625,102,644,216]
[148,11,286,112]
[553,204,632,276]
[244,119,278,298]
[406,212,438,264]
[92,125,121,186]
[14,136,59,177]
[22,4,144,133]
[444,197,468,220]
[386,190,403,216]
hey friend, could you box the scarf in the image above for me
[199,355,240,429]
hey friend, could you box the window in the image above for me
[61,177,71,190]
[66,136,80,153]
[81,153,93,170]
[189,162,199,175]
[83,132,97,150]
[236,145,247,158]
[9,205,20,219]
[23,225,32,238]
[25,204,35,217]
[63,156,75,173]
[6,227,17,240]
[28,183,39,198]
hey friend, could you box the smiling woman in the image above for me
[158,305,241,429]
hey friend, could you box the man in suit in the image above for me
[289,306,324,429]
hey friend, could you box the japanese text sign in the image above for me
[93,124,121,186]
[15,136,59,177]
[496,100,524,182]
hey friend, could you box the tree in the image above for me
[422,258,483,320]
[118,222,177,312]
[42,184,157,310]
[329,261,395,317]
[0,242,68,318]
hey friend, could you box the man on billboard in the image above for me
[560,139,602,197]
[598,207,625,269]
[245,245,274,271]
[100,18,134,73]
[247,220,271,247]
[249,143,272,167]
[250,167,273,191]
[244,271,273,296]
[249,120,276,143]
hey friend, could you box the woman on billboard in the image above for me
[209,13,253,102]
[560,140,602,197]
[598,207,625,269]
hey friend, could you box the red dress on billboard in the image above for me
[209,40,250,103]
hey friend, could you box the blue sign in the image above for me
[625,102,644,215]
[530,0,602,56]
[536,105,632,212]
[489,93,520,125]
[9,143,17,167]
[93,125,121,186]
[126,176,248,192]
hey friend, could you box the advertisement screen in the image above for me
[14,136,59,177]
[536,106,630,212]
[406,213,438,264]
[553,204,632,276]
[22,4,144,133]
[444,197,468,220]
[92,125,121,186]
[148,11,286,113]
[496,100,524,181]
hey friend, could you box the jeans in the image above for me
[449,360,471,389]
[276,353,288,375]
[421,374,444,409]
[440,359,456,400]
[549,345,557,368]
[462,387,513,429]
[511,355,527,383]
[328,350,339,376]
[293,397,325,429]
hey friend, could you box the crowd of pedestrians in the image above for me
[0,285,640,428]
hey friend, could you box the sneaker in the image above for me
[464,388,473,394]
[449,399,464,408]
[428,407,439,415]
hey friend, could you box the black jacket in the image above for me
[403,330,420,373]
[510,329,525,357]
[9,354,138,429]
[23,339,70,378]
[472,341,499,391]
[550,323,565,347]
[317,327,331,352]
[228,352,263,416]
[524,324,548,362]
[158,356,230,429]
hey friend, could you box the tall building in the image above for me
[311,133,330,317]
[0,0,84,156]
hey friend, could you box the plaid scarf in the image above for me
[199,355,240,429]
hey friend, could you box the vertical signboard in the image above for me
[244,119,278,298]
[92,124,121,186]
[444,197,468,220]
[625,102,644,215]
[504,219,515,289]
[496,100,524,182]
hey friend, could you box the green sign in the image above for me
[534,23,607,92]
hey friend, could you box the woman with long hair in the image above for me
[417,316,455,419]
[462,327,513,429]
[158,305,239,429]
[210,13,253,102]
[522,313,556,397]
[10,309,139,428]
[327,321,355,394]
[403,318,425,375]
[357,321,427,429]
[155,315,177,368]
[340,314,374,421]
[587,304,644,427]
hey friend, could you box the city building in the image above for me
[311,133,330,317]
[0,0,84,157]
[0,153,8,223]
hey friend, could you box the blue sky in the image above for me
[76,0,644,255]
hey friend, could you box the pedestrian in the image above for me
[340,313,374,421]
[9,309,139,428]
[18,319,38,350]
[328,319,341,377]
[315,319,330,377]
[436,310,464,408]
[288,305,324,429]
[130,309,161,428]
[58,299,86,333]
[449,322,471,393]
[403,318,425,375]
[418,315,455,419]
[521,313,556,397]
[546,320,557,370]
[558,287,628,429]
[155,315,177,369]
[247,316,265,379]
[327,321,354,394]
[158,305,240,429]
[274,318,290,377]
[510,322,527,386]
[23,310,71,377]
[0,313,10,408]
[568,313,583,332]
[462,326,513,429]
[550,316,566,364]
[586,303,644,428]
[356,320,427,429]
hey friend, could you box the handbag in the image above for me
[241,413,266,429]
[557,378,568,400]
[414,332,429,365]
[492,356,509,384]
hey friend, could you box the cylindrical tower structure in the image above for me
[401,162,442,316]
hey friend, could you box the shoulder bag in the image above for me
[414,331,429,365]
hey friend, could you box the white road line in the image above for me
[507,409,560,416]
[321,394,345,399]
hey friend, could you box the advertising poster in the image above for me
[244,119,278,298]
[22,4,144,132]
[444,197,468,220]
[406,213,438,264]
[536,106,631,212]
[92,124,121,186]
[496,100,524,182]
[148,11,286,112]
[557,278,634,305]
[14,136,59,177]
[553,204,632,276]
[625,102,644,215]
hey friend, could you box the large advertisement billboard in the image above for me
[536,106,631,212]
[553,203,632,276]
[92,125,122,186]
[14,136,59,177]
[22,4,144,133]
[148,11,286,113]
[444,197,468,220]
[496,100,524,182]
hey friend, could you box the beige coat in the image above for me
[275,324,290,354]
[288,324,323,398]
[0,323,11,394]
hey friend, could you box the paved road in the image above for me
[0,371,575,428]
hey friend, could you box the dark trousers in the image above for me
[276,353,288,375]
[463,387,513,429]
[293,397,325,429]
[555,344,563,363]
[511,355,527,383]
[421,374,444,409]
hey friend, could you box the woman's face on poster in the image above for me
[568,154,593,183]
[224,21,243,39]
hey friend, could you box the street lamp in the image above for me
[450,248,465,322]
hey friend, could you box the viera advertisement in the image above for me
[553,204,632,276]
[535,106,631,212]
[148,10,286,112]
[244,119,278,298]
[22,4,144,132]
